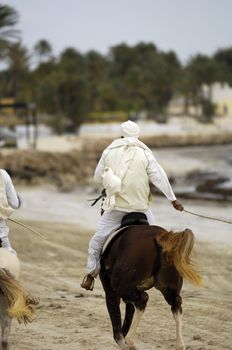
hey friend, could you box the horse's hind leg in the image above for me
[161,289,185,350]
[105,291,125,348]
[125,291,149,347]
[0,315,11,350]
[122,302,135,337]
[173,310,185,350]
[100,276,134,350]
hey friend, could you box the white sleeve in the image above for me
[2,170,20,209]
[145,151,176,201]
[93,149,109,184]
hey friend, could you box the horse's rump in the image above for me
[101,225,202,290]
[102,212,150,256]
[101,225,165,291]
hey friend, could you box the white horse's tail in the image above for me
[0,268,39,324]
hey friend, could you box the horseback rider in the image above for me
[81,120,184,291]
[0,169,20,254]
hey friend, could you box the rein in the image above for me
[184,209,232,225]
[88,189,106,215]
[88,189,106,207]
[88,190,232,224]
[8,218,47,240]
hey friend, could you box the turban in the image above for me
[120,120,140,138]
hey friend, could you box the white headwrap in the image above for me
[120,120,140,138]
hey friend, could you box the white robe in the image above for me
[94,137,176,204]
[0,170,19,253]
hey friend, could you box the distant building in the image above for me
[207,82,232,117]
[167,83,232,118]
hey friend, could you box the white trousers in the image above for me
[0,220,17,255]
[87,209,155,277]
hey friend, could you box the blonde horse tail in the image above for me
[156,229,203,287]
[0,268,39,324]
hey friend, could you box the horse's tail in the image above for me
[156,228,203,287]
[0,268,39,324]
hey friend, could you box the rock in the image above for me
[193,335,203,341]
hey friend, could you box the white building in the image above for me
[168,82,232,118]
[209,82,232,117]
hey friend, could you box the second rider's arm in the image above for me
[145,151,184,211]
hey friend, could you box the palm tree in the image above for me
[182,55,217,119]
[214,47,232,84]
[0,4,19,57]
[6,42,30,99]
[34,39,52,64]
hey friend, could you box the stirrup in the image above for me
[81,274,95,291]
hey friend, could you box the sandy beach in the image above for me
[6,186,232,350]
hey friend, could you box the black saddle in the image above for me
[120,212,149,228]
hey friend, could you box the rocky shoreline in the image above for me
[151,172,232,202]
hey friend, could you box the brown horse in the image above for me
[100,224,202,350]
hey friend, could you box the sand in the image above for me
[5,187,232,350]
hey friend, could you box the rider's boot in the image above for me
[81,274,95,291]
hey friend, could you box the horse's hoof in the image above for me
[176,346,185,350]
[125,346,137,350]
[1,340,9,350]
[125,342,137,350]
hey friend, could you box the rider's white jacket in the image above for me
[94,137,176,212]
[0,169,19,235]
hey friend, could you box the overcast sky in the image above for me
[5,0,232,63]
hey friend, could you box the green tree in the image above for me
[85,50,109,111]
[57,48,90,128]
[180,54,217,119]
[108,42,181,117]
[214,47,232,84]
[0,4,19,58]
[4,42,30,99]
[59,47,85,74]
[176,66,196,115]
[34,47,91,131]
[34,39,53,64]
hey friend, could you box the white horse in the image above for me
[0,248,38,350]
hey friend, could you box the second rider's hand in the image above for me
[172,200,184,211]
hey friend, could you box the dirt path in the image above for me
[8,219,232,350]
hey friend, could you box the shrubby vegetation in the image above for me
[1,4,232,130]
